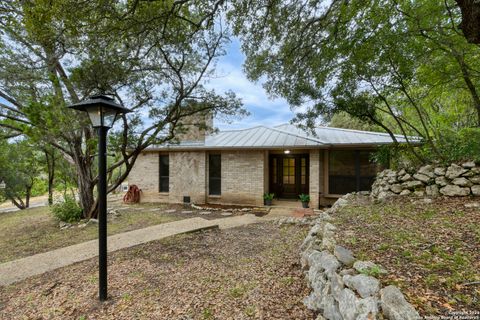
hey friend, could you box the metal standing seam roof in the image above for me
[147,123,420,150]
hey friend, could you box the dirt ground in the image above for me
[0,222,315,320]
[333,196,480,316]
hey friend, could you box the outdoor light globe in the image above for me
[0,180,5,189]
[87,106,118,128]
[67,94,131,129]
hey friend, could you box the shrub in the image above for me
[51,195,83,223]
[299,194,310,202]
[263,193,275,200]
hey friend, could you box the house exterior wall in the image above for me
[128,151,169,202]
[309,149,321,209]
[169,151,207,204]
[207,150,265,206]
[129,147,372,208]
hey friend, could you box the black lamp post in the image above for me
[68,94,131,301]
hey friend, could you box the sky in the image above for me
[206,38,295,130]
[0,37,296,132]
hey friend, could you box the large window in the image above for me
[329,150,380,194]
[209,154,221,195]
[159,154,169,192]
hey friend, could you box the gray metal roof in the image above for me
[148,123,419,150]
[274,124,417,145]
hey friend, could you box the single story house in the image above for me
[128,116,411,208]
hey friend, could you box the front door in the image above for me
[269,154,309,199]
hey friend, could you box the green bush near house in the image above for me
[299,194,310,203]
[51,195,83,223]
[263,193,275,201]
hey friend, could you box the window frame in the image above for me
[159,154,169,193]
[327,149,379,195]
[209,154,221,196]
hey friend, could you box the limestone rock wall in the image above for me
[301,195,420,319]
[371,162,480,199]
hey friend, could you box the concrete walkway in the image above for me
[0,215,269,286]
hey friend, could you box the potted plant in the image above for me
[299,194,310,208]
[263,193,275,206]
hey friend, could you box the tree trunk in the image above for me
[455,0,480,44]
[25,186,31,208]
[77,168,96,219]
[11,197,26,210]
[47,150,55,205]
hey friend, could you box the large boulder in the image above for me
[337,288,358,320]
[440,185,471,197]
[402,180,423,190]
[413,173,431,183]
[334,245,356,266]
[434,167,446,176]
[390,184,403,194]
[452,177,473,187]
[445,164,468,179]
[462,161,476,168]
[435,176,448,186]
[322,294,343,320]
[380,286,420,320]
[356,297,379,320]
[309,250,341,274]
[399,173,413,182]
[343,274,380,298]
[469,175,480,184]
[471,185,480,196]
[425,185,440,197]
[418,165,435,178]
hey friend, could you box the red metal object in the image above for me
[123,185,141,204]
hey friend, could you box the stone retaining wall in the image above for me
[300,196,420,320]
[371,162,480,200]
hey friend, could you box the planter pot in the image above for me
[264,199,272,206]
[302,201,309,208]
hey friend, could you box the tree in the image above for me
[229,0,480,162]
[455,0,480,44]
[0,139,41,209]
[0,0,245,217]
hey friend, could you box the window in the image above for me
[328,150,380,194]
[159,154,169,192]
[282,158,295,184]
[209,154,221,195]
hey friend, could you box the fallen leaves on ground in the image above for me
[333,196,480,316]
[0,223,314,320]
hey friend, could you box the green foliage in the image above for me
[51,196,83,223]
[329,112,383,132]
[263,193,275,201]
[31,177,48,197]
[0,139,42,208]
[299,194,310,203]
[359,265,383,278]
[0,0,246,215]
[430,128,480,164]
[230,0,480,165]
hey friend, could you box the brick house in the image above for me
[128,117,410,208]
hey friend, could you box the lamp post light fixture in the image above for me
[0,180,6,189]
[68,94,131,301]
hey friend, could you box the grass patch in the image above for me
[333,196,480,315]
[0,203,180,263]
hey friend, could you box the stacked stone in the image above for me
[371,162,480,200]
[301,196,419,320]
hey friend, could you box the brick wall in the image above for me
[207,150,265,206]
[309,149,321,209]
[169,151,206,204]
